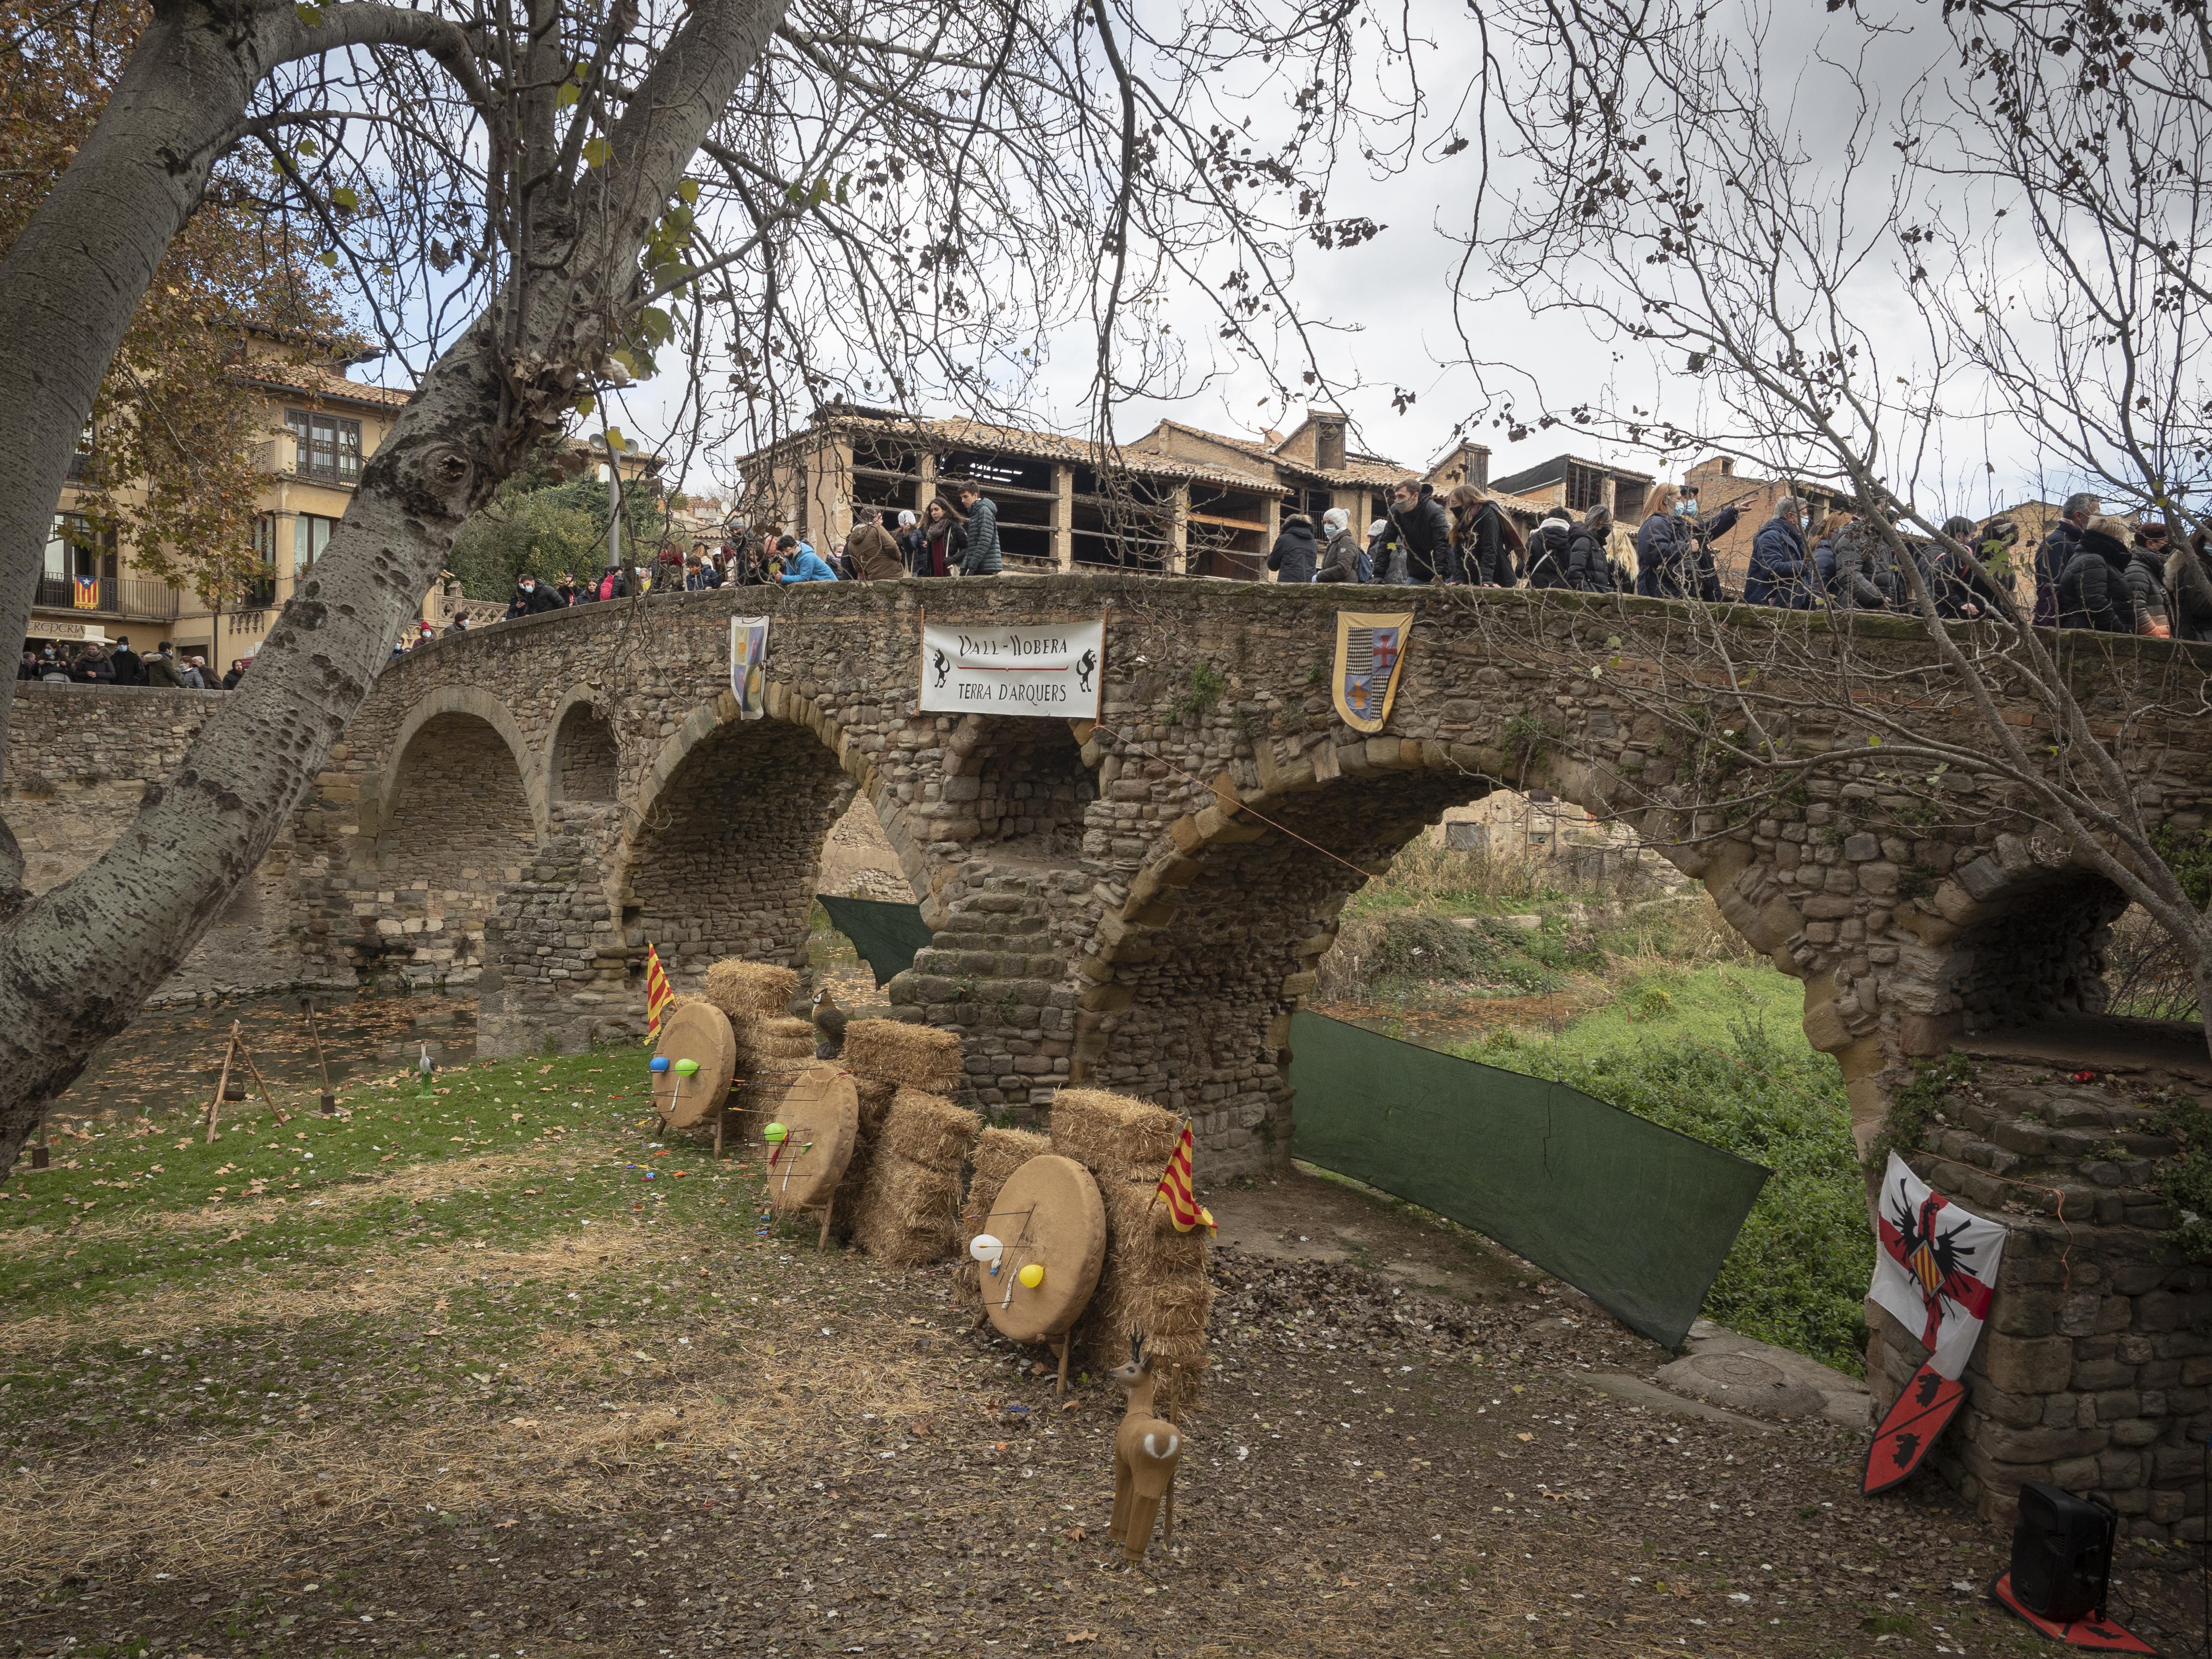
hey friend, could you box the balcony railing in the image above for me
[34,577,181,622]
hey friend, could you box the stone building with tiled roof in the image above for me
[733,402,1529,579]
[37,326,438,667]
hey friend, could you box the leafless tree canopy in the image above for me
[1444,0,2212,1046]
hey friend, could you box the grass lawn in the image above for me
[0,1035,2121,1659]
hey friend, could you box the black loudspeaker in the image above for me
[2009,1482,2117,1623]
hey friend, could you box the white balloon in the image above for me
[969,1233,1003,1265]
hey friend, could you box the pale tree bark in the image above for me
[0,0,486,905]
[0,0,789,1169]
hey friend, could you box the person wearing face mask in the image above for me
[1675,481,1742,601]
[1315,507,1364,582]
[1635,486,1698,598]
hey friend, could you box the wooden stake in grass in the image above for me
[204,1022,240,1142]
[303,998,337,1114]
[235,1036,293,1127]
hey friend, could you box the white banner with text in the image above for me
[918,619,1104,718]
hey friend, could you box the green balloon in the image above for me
[763,1122,788,1143]
[674,1058,700,1076]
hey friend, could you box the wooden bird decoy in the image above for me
[812,986,847,1059]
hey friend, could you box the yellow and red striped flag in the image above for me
[643,943,675,1037]
[1153,1121,1216,1235]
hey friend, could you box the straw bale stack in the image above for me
[831,1077,900,1232]
[1051,1087,1212,1413]
[879,1087,982,1172]
[957,1126,1051,1301]
[854,1077,898,1144]
[849,1088,979,1267]
[841,1019,964,1095]
[1049,1088,1182,1178]
[701,960,799,1019]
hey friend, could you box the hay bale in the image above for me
[1049,1087,1181,1179]
[1080,1266,1213,1413]
[734,1014,818,1065]
[878,1088,979,1175]
[854,1076,898,1143]
[836,1077,900,1229]
[851,1153,962,1266]
[1051,1091,1212,1412]
[1096,1175,1208,1275]
[702,960,799,1019]
[842,1019,964,1094]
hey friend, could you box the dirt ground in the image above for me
[7,1145,2208,1659]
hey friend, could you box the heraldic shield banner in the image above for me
[730,616,769,721]
[1869,1151,2006,1380]
[1330,611,1414,734]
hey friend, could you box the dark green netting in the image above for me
[815,894,934,987]
[1286,1010,1769,1349]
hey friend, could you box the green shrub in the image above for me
[1484,1012,1870,1373]
[1358,913,1561,997]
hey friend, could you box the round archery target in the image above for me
[651,1001,737,1129]
[984,1154,1106,1345]
[763,1062,858,1214]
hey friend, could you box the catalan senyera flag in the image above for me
[643,943,675,1038]
[1154,1121,1216,1235]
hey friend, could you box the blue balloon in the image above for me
[649,1055,670,1072]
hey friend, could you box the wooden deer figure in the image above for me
[1108,1329,1184,1566]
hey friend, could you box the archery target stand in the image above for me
[759,1062,858,1251]
[978,1154,1107,1394]
[652,1002,739,1142]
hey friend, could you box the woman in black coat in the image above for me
[1267,514,1320,584]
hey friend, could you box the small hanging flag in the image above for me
[644,943,676,1038]
[1868,1152,2005,1381]
[1153,1121,1216,1235]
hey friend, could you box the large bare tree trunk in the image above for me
[0,0,789,1170]
[0,0,481,902]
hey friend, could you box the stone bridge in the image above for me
[15,576,2212,1535]
[234,575,2211,1176]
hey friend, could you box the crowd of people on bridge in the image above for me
[440,469,2212,648]
[17,637,246,686]
[1258,480,2212,639]
[485,481,1007,622]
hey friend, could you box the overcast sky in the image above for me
[595,0,2101,517]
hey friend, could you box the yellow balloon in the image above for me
[1017,1262,1045,1289]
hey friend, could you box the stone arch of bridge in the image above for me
[610,683,931,994]
[371,686,548,846]
[363,687,544,987]
[1067,736,1856,1166]
[1070,742,1507,1157]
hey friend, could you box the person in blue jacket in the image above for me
[776,534,840,582]
[1743,496,1816,608]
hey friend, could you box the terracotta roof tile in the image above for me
[236,360,412,410]
[802,411,1289,495]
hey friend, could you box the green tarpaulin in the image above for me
[1286,1010,1768,1349]
[815,894,934,987]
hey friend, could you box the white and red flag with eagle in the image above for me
[1869,1153,2006,1380]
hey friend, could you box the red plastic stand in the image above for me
[1990,1571,2156,1653]
[1863,1362,1966,1495]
